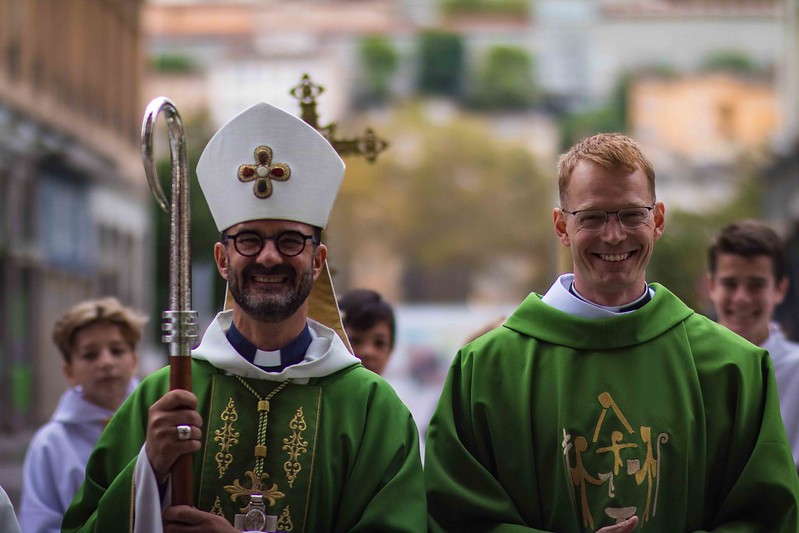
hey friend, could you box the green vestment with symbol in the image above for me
[63,313,426,532]
[425,282,799,532]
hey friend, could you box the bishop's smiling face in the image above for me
[554,161,665,307]
[214,219,325,324]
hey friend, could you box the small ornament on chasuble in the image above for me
[225,470,286,512]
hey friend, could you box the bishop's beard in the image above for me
[227,260,315,323]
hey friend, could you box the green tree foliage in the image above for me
[150,54,198,74]
[327,104,554,301]
[468,46,536,110]
[441,0,530,17]
[416,30,465,97]
[559,106,625,150]
[355,36,399,106]
[700,51,765,76]
[609,71,632,133]
[647,209,719,312]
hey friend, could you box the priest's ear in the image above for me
[553,207,571,247]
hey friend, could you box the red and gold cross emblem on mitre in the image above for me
[238,145,291,199]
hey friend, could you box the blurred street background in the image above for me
[2,0,799,509]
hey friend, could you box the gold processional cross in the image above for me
[289,73,389,162]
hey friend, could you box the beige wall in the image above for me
[630,73,778,164]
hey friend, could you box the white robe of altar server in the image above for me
[762,322,799,469]
[19,379,138,533]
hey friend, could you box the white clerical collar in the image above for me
[542,274,653,319]
[192,310,360,382]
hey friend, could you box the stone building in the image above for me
[0,0,151,426]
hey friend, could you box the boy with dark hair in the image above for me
[706,219,799,469]
[339,289,396,375]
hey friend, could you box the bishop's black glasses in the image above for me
[561,205,655,231]
[222,230,317,257]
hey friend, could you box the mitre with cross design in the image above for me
[196,102,345,232]
[196,102,350,348]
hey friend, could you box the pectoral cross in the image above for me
[289,74,389,162]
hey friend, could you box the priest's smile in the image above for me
[597,251,633,262]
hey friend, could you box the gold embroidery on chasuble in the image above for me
[283,407,309,488]
[224,470,285,510]
[278,505,294,531]
[197,375,321,532]
[211,496,225,516]
[561,391,669,530]
[214,397,240,478]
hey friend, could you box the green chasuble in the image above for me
[63,319,425,532]
[425,283,799,532]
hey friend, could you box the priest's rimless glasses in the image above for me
[560,205,655,231]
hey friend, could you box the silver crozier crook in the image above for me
[141,97,198,507]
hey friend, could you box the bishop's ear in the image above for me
[214,242,229,280]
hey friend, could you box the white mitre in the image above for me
[196,102,351,350]
[196,102,345,231]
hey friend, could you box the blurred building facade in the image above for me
[141,0,797,303]
[0,0,151,426]
[537,0,783,108]
[143,0,416,127]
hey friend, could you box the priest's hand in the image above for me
[163,505,237,532]
[146,389,204,483]
[596,516,638,533]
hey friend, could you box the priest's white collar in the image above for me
[542,273,654,319]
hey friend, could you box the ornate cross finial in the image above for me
[289,73,389,162]
[238,145,291,199]
[290,74,325,128]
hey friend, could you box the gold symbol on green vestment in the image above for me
[225,470,285,512]
[596,431,638,476]
[632,426,669,522]
[278,505,294,531]
[563,391,669,530]
[283,407,308,488]
[592,392,634,442]
[215,397,240,478]
[563,432,606,530]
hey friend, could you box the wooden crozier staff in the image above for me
[141,97,199,506]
